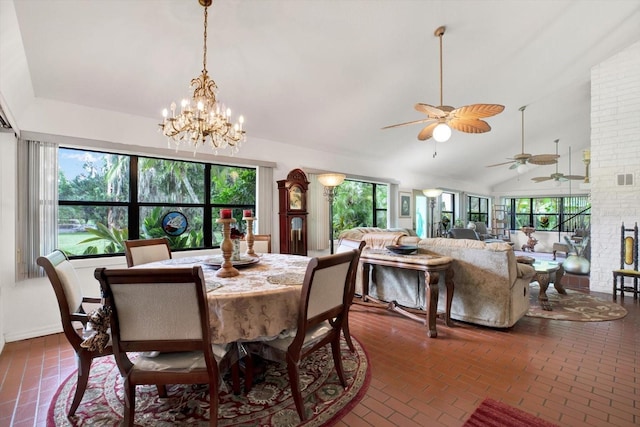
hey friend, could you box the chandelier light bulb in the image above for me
[433,123,452,142]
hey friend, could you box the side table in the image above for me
[532,260,566,311]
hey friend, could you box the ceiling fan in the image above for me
[382,26,504,143]
[532,139,584,183]
[486,105,559,172]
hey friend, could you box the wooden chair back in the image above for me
[94,266,219,426]
[335,238,366,351]
[263,250,359,421]
[123,237,172,267]
[239,234,272,254]
[37,250,113,417]
[613,222,640,299]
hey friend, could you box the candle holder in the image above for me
[243,216,258,257]
[216,218,240,277]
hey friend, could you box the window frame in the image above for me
[506,196,590,232]
[57,147,257,258]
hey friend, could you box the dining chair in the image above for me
[94,266,224,426]
[239,234,272,254]
[613,222,640,299]
[123,237,172,267]
[259,249,359,421]
[37,250,113,417]
[336,237,366,352]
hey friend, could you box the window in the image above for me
[332,180,388,237]
[440,192,455,233]
[506,196,590,232]
[58,147,256,257]
[467,195,489,225]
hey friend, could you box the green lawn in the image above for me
[58,232,119,256]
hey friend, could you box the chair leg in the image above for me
[287,359,306,421]
[123,379,136,427]
[209,378,219,427]
[156,384,167,397]
[231,362,241,394]
[330,336,347,388]
[342,318,356,352]
[69,352,92,416]
[244,355,254,393]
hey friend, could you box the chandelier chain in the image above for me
[203,5,208,73]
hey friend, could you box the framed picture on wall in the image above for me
[399,192,411,217]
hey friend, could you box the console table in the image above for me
[357,249,454,338]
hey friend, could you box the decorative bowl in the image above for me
[385,245,418,255]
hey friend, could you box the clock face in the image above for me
[289,186,303,210]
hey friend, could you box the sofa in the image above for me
[339,227,535,328]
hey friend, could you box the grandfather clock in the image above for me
[278,168,309,255]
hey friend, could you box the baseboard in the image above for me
[4,325,62,343]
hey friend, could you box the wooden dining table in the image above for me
[135,253,311,344]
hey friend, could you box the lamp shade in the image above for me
[432,123,452,142]
[423,188,443,198]
[317,173,346,187]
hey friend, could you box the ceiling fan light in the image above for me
[553,179,562,187]
[433,123,452,142]
[516,163,528,174]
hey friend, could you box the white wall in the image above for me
[0,130,17,352]
[590,40,640,294]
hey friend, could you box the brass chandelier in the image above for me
[160,0,245,154]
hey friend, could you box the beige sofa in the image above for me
[339,227,535,328]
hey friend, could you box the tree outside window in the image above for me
[57,147,256,257]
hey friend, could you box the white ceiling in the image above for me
[8,0,640,188]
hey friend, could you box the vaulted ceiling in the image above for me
[4,0,640,189]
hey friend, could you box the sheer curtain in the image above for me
[16,139,58,279]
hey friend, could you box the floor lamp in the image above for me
[423,188,443,238]
[318,173,346,254]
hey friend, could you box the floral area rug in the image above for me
[48,338,370,426]
[527,283,627,321]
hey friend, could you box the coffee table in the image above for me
[533,260,566,311]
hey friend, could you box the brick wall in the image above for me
[590,40,640,293]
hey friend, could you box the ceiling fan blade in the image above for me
[414,103,446,118]
[513,153,532,161]
[382,117,435,130]
[564,175,585,180]
[417,122,438,141]
[451,104,505,119]
[486,160,516,168]
[528,154,560,165]
[448,118,491,134]
[532,176,553,182]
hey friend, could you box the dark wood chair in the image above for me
[37,250,113,417]
[259,250,359,421]
[613,222,640,299]
[336,237,366,352]
[123,237,172,267]
[94,266,223,426]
